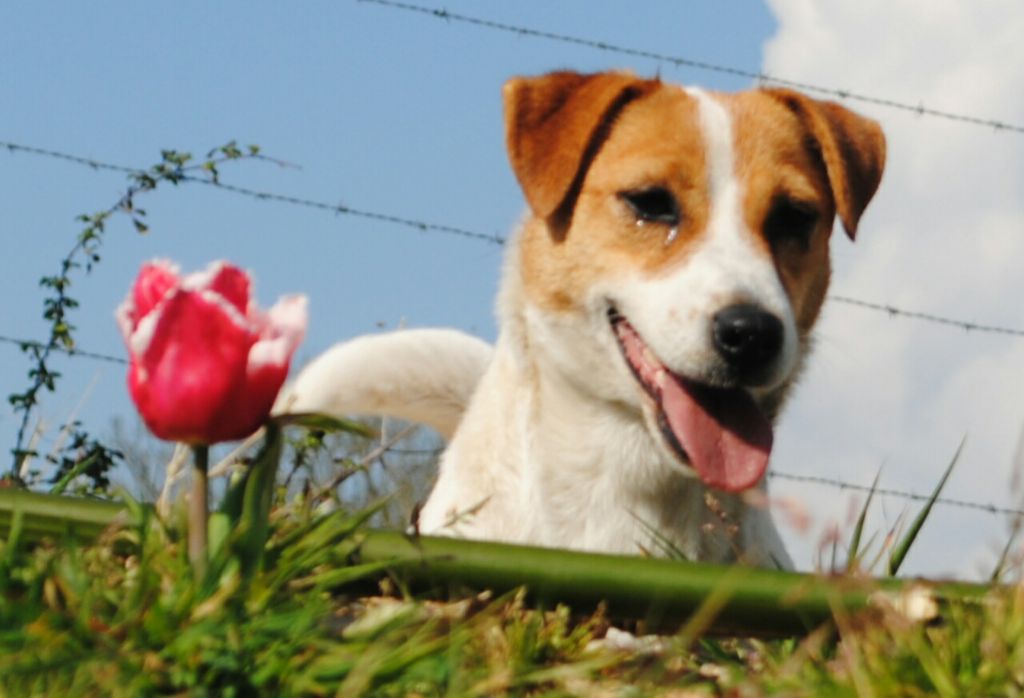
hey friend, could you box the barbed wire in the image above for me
[357,447,1024,518]
[0,334,127,365]
[1,324,1020,516]
[2,141,139,175]
[2,139,506,247]
[768,470,1024,518]
[0,141,292,174]
[358,0,1024,135]
[829,296,1024,337]
[7,139,1024,339]
[182,176,507,246]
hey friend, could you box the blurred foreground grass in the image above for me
[2,490,1023,696]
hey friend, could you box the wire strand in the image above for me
[0,334,127,365]
[182,176,508,246]
[2,140,507,247]
[6,139,1024,337]
[2,141,139,174]
[769,470,1024,518]
[829,296,1024,337]
[2,325,1019,518]
[359,0,1024,135]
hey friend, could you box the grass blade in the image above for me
[847,466,883,572]
[48,451,100,495]
[887,438,964,576]
[631,512,691,561]
[990,517,1022,583]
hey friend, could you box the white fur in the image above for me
[283,88,796,568]
[416,226,791,566]
[277,328,492,440]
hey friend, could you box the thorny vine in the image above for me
[7,142,265,488]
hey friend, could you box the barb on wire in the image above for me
[2,139,506,247]
[359,0,1024,135]
[0,140,293,175]
[829,296,1024,337]
[769,470,1024,518]
[7,139,1024,338]
[182,176,508,246]
[2,141,138,175]
[0,335,127,365]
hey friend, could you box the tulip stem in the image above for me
[189,444,210,578]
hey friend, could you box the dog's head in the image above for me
[503,70,885,493]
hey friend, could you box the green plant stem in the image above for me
[350,532,986,635]
[0,489,993,637]
[189,444,209,578]
[0,488,124,543]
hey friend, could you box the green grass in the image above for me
[0,497,610,696]
[2,490,1022,696]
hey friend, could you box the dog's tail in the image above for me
[275,328,493,439]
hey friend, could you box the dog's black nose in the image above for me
[712,304,784,381]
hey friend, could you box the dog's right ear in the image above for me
[503,71,656,235]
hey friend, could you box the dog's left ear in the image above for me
[503,71,658,234]
[768,90,887,240]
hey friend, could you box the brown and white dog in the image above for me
[280,71,885,568]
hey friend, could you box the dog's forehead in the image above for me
[590,84,827,198]
[719,90,831,192]
[586,86,706,184]
[602,86,819,171]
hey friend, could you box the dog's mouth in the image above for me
[608,306,773,493]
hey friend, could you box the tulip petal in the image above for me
[231,295,308,434]
[134,260,181,319]
[121,259,305,444]
[116,259,180,343]
[249,294,309,370]
[129,288,254,443]
[231,360,291,441]
[185,260,251,316]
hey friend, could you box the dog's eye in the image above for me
[619,187,680,225]
[764,199,819,250]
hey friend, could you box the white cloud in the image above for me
[762,0,1024,578]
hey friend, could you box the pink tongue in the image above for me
[614,319,773,492]
[661,376,772,492]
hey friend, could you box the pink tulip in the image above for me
[117,260,307,444]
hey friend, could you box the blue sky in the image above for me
[1,1,772,457]
[4,2,1024,578]
[1,1,772,432]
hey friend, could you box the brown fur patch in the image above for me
[505,74,885,333]
[518,86,713,312]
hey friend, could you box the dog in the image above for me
[280,71,886,568]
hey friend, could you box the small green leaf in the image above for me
[274,412,376,438]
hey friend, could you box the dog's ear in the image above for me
[767,90,886,240]
[503,71,656,234]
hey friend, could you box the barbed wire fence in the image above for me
[4,0,1023,520]
[5,138,1024,520]
[8,139,1023,339]
[357,0,1024,135]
